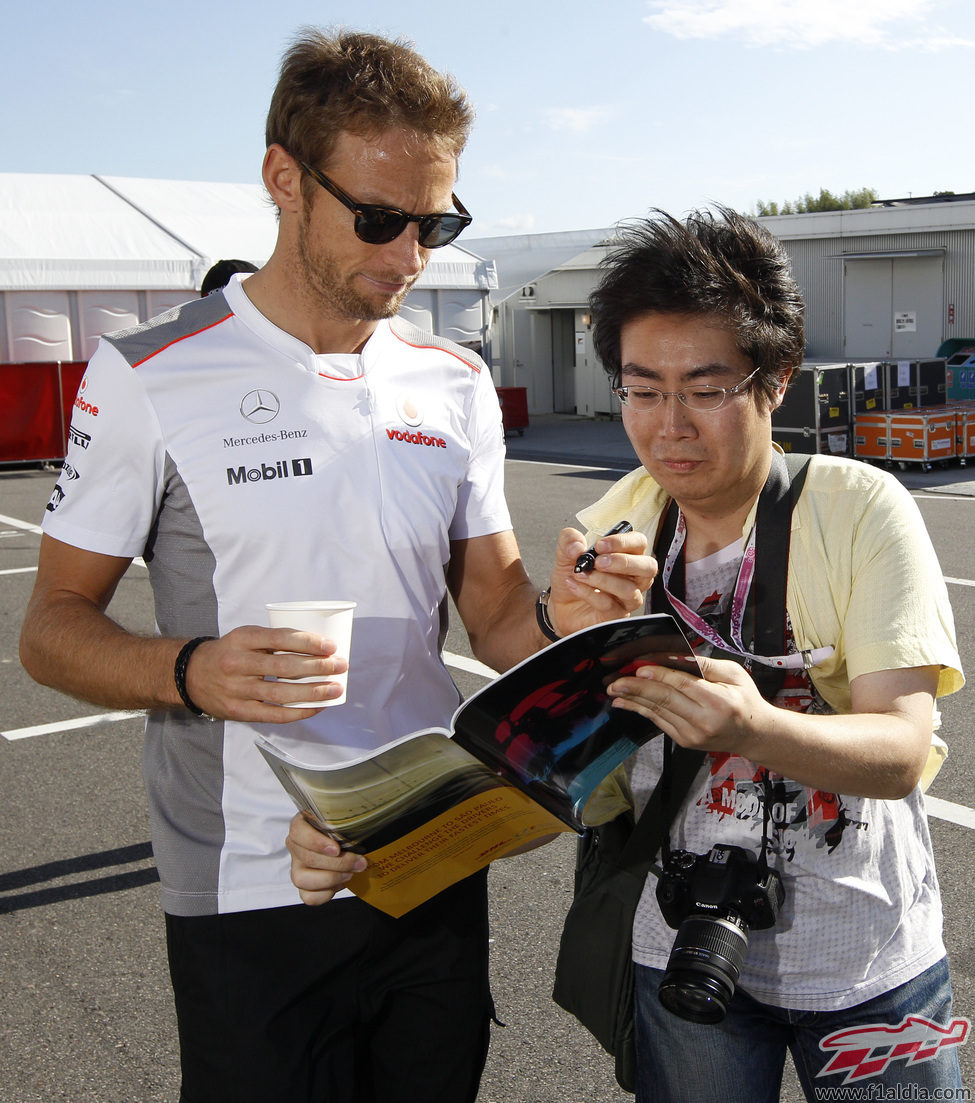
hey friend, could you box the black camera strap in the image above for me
[621,450,811,875]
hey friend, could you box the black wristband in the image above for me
[174,636,215,719]
[535,588,561,642]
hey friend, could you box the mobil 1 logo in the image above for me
[226,457,313,486]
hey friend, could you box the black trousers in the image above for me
[165,872,493,1103]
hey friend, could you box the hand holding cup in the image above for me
[265,600,355,707]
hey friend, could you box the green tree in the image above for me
[754,187,879,216]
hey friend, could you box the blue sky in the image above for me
[3,0,974,236]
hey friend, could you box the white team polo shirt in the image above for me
[44,275,511,915]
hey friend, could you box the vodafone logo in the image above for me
[386,427,446,449]
[74,375,99,417]
[388,397,445,447]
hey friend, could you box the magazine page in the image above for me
[450,614,699,826]
[256,733,568,917]
[256,613,700,917]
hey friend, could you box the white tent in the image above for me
[0,174,205,293]
[0,173,496,362]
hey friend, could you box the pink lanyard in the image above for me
[661,509,834,672]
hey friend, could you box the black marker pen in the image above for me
[574,520,633,574]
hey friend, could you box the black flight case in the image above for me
[772,362,853,456]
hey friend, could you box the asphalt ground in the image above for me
[2,426,974,1102]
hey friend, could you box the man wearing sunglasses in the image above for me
[20,28,653,1103]
[572,208,964,1102]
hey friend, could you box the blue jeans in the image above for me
[634,957,965,1103]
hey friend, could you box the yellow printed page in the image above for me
[347,786,570,917]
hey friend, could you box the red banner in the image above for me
[0,360,89,463]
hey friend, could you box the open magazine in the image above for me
[257,613,700,917]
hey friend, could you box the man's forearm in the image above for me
[466,578,547,674]
[20,593,183,711]
[737,702,932,801]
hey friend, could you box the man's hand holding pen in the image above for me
[542,520,657,641]
[574,520,634,573]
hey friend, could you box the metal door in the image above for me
[844,256,944,360]
[891,257,944,358]
[845,261,892,358]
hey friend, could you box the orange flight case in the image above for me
[855,408,956,469]
[853,412,891,462]
[886,409,955,468]
[946,400,975,465]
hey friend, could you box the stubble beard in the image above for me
[297,212,416,323]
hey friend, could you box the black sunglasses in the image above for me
[297,160,472,249]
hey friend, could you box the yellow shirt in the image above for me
[586,452,964,1006]
[577,451,964,714]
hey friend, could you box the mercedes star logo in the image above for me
[240,389,280,424]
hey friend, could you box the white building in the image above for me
[474,195,975,417]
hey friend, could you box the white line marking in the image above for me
[913,494,975,502]
[925,795,975,831]
[0,513,43,535]
[507,458,631,473]
[3,710,143,741]
[946,577,975,587]
[0,566,38,576]
[443,650,497,680]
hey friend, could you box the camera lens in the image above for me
[657,914,749,1024]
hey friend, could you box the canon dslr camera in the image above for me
[655,843,784,1024]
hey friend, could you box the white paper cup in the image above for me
[265,600,356,707]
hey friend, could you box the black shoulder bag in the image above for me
[551,452,810,1093]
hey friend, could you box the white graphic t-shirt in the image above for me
[631,537,945,1012]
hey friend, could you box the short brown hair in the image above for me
[265,28,474,173]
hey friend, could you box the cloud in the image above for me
[904,31,975,49]
[541,106,613,134]
[642,0,972,50]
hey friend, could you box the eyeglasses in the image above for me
[297,160,472,249]
[613,366,762,413]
